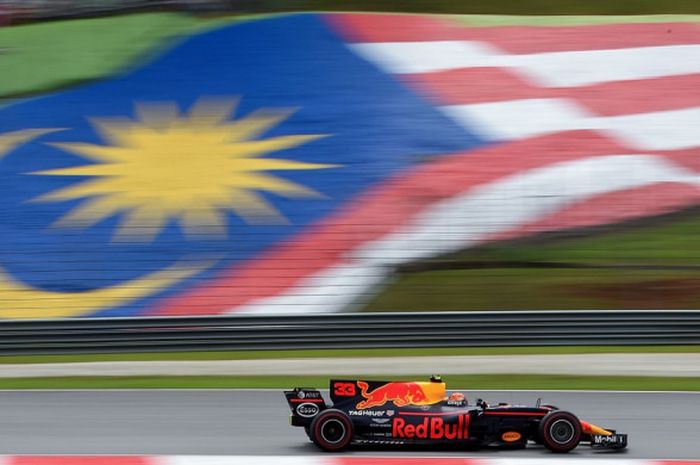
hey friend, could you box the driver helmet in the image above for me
[447,392,467,405]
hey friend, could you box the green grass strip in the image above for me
[1,374,698,391]
[364,268,700,311]
[0,12,240,99]
[365,211,700,311]
[456,214,700,267]
[0,345,697,364]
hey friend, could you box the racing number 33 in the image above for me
[334,382,356,396]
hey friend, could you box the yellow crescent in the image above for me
[0,261,211,319]
[0,129,213,319]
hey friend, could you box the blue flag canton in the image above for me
[0,13,488,316]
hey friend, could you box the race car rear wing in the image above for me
[284,388,328,426]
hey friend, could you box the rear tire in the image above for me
[538,410,582,453]
[309,409,353,452]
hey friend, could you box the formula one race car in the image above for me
[284,377,627,453]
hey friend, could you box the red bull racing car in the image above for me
[284,377,628,453]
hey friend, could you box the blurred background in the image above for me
[3,0,700,20]
[1,0,700,321]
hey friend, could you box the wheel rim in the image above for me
[320,418,346,445]
[550,419,575,445]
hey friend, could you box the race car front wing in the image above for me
[591,433,628,449]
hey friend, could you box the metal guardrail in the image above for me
[0,311,698,354]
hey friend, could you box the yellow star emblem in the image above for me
[31,98,335,241]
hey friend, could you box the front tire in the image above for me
[309,409,353,452]
[538,411,582,453]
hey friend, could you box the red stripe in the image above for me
[8,458,152,465]
[663,147,700,173]
[327,13,700,52]
[653,462,700,465]
[289,398,324,403]
[566,74,700,116]
[483,411,547,417]
[324,13,468,43]
[399,410,472,416]
[404,69,700,116]
[454,22,700,54]
[403,67,542,106]
[154,131,631,316]
[489,147,700,242]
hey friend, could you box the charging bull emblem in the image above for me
[356,381,432,409]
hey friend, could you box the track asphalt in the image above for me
[0,390,698,458]
[1,353,699,377]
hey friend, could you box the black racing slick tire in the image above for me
[309,409,353,452]
[538,410,582,453]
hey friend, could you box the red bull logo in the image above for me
[392,415,470,440]
[356,381,434,409]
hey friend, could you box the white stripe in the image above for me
[349,41,700,87]
[599,107,700,150]
[162,457,328,465]
[348,40,501,74]
[234,155,700,313]
[444,99,700,150]
[353,154,700,264]
[441,98,592,141]
[490,460,649,465]
[511,44,700,87]
[233,262,386,314]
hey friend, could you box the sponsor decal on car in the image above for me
[392,415,470,440]
[348,410,389,417]
[296,403,320,418]
[372,418,391,424]
[501,431,522,442]
[370,417,393,428]
[356,381,443,409]
[592,434,626,446]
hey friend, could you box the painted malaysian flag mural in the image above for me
[0,13,699,318]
